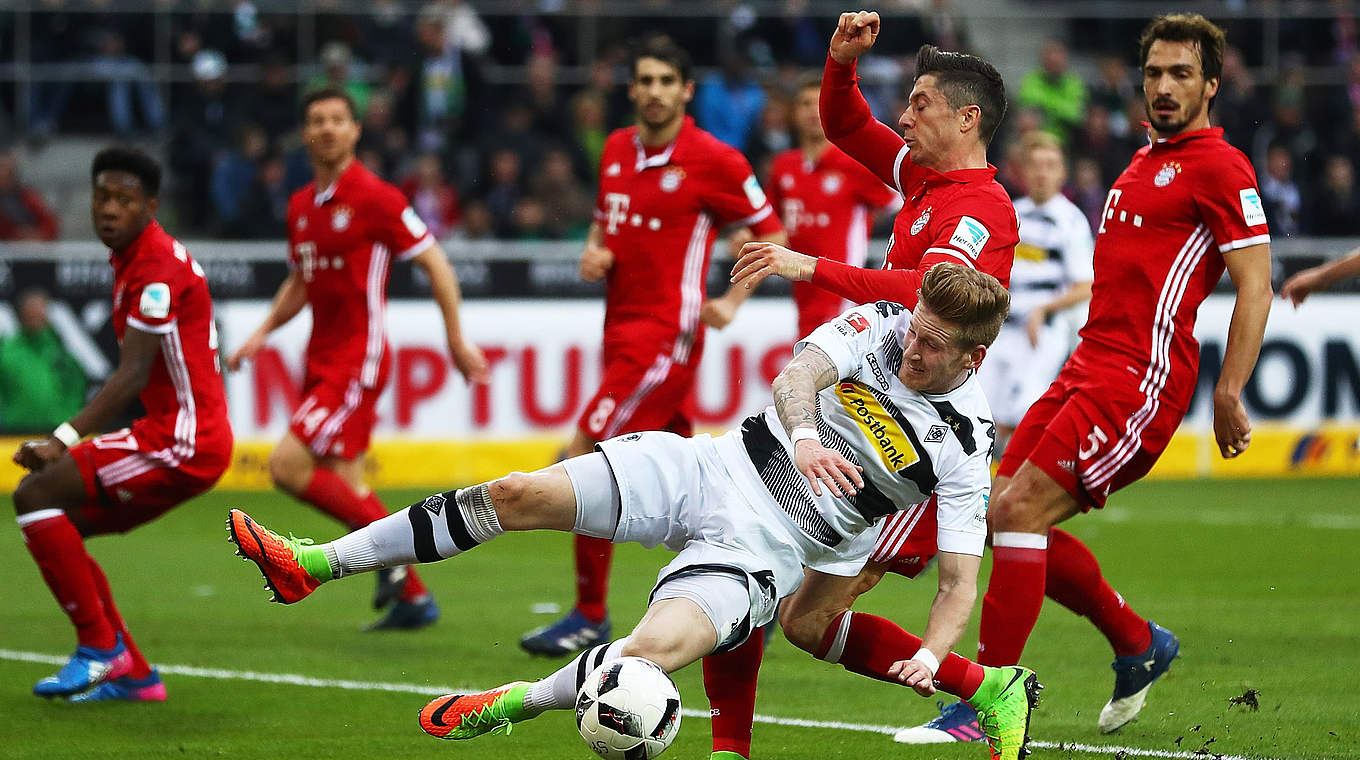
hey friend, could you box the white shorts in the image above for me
[975,319,1072,428]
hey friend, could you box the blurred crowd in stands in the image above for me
[1,0,1358,242]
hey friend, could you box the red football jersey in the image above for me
[815,55,1017,307]
[287,160,434,387]
[1072,126,1270,409]
[111,220,231,462]
[594,117,783,364]
[768,145,898,268]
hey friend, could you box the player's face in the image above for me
[792,86,825,143]
[899,75,968,169]
[1019,145,1066,202]
[302,97,361,166]
[629,57,693,131]
[91,170,156,251]
[1142,39,1219,136]
[899,303,979,394]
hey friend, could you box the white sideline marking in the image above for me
[1101,506,1360,531]
[0,649,1279,760]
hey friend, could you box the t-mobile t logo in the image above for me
[605,193,630,234]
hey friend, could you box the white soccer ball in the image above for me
[576,656,682,759]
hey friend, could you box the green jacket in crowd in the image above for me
[0,326,87,434]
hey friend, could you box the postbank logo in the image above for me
[836,381,919,472]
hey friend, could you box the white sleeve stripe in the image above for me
[924,247,978,269]
[733,205,774,228]
[126,315,177,334]
[891,145,910,196]
[1217,234,1271,253]
[396,234,436,261]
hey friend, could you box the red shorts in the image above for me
[867,497,938,579]
[290,374,383,460]
[69,427,230,536]
[577,340,696,441]
[998,366,1185,510]
[792,281,848,341]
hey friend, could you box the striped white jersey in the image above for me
[1009,194,1094,323]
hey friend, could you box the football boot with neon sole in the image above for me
[973,666,1042,760]
[70,669,167,703]
[225,509,327,604]
[33,634,132,698]
[420,682,532,740]
[519,608,611,657]
[1099,621,1180,733]
[893,700,985,744]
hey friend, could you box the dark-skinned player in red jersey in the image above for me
[12,147,233,703]
[708,12,1025,759]
[899,12,1273,742]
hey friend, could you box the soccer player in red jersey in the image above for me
[227,88,488,630]
[12,147,232,702]
[519,36,786,658]
[901,13,1274,739]
[768,76,901,340]
[707,14,1021,758]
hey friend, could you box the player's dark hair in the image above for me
[914,44,1008,146]
[301,87,359,122]
[629,34,693,83]
[1139,13,1226,83]
[796,73,822,94]
[919,264,1010,349]
[91,145,161,198]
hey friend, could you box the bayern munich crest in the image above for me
[1154,161,1182,187]
[331,205,353,231]
[821,173,842,195]
[660,168,685,192]
[911,207,932,235]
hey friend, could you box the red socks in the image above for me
[1045,528,1151,655]
[816,611,985,700]
[573,535,613,623]
[301,469,430,602]
[978,533,1049,666]
[87,556,152,679]
[704,627,765,758]
[20,511,117,650]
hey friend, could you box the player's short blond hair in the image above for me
[1019,130,1063,160]
[919,263,1010,349]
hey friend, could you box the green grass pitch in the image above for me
[1,478,1357,759]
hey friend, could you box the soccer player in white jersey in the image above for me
[225,264,1041,760]
[976,131,1093,454]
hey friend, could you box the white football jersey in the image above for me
[740,301,995,560]
[1009,194,1094,322]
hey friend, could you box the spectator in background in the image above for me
[509,197,550,240]
[1260,143,1302,238]
[1214,47,1263,149]
[211,123,270,236]
[0,289,86,433]
[402,153,461,239]
[1089,56,1135,137]
[1307,155,1360,235]
[1070,156,1107,233]
[571,90,609,174]
[528,147,593,239]
[746,91,793,174]
[1070,103,1132,188]
[1018,39,1088,144]
[234,152,291,239]
[92,27,166,137]
[1333,104,1360,170]
[243,56,297,144]
[170,49,235,231]
[0,151,60,241]
[483,147,523,237]
[585,56,633,130]
[413,9,469,153]
[361,0,415,67]
[524,53,571,139]
[358,92,411,179]
[308,42,370,119]
[1252,62,1318,172]
[454,197,494,240]
[695,49,767,152]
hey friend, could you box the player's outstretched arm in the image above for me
[702,229,789,329]
[1279,246,1360,306]
[414,243,489,384]
[886,550,980,697]
[13,326,158,471]
[1215,242,1272,459]
[772,344,863,497]
[226,270,307,371]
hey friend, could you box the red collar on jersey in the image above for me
[109,219,164,260]
[1141,123,1224,146]
[919,161,998,185]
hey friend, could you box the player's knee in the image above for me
[11,475,40,514]
[778,600,837,653]
[487,472,532,520]
[619,632,684,672]
[988,489,1049,533]
[267,449,308,493]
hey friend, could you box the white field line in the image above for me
[1099,506,1360,531]
[0,648,1282,760]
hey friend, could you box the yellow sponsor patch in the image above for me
[836,381,920,472]
[1014,242,1048,262]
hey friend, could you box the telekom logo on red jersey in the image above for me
[604,193,630,234]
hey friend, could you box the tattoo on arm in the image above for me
[772,345,840,437]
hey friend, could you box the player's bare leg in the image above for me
[13,458,141,698]
[521,428,614,656]
[267,432,437,627]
